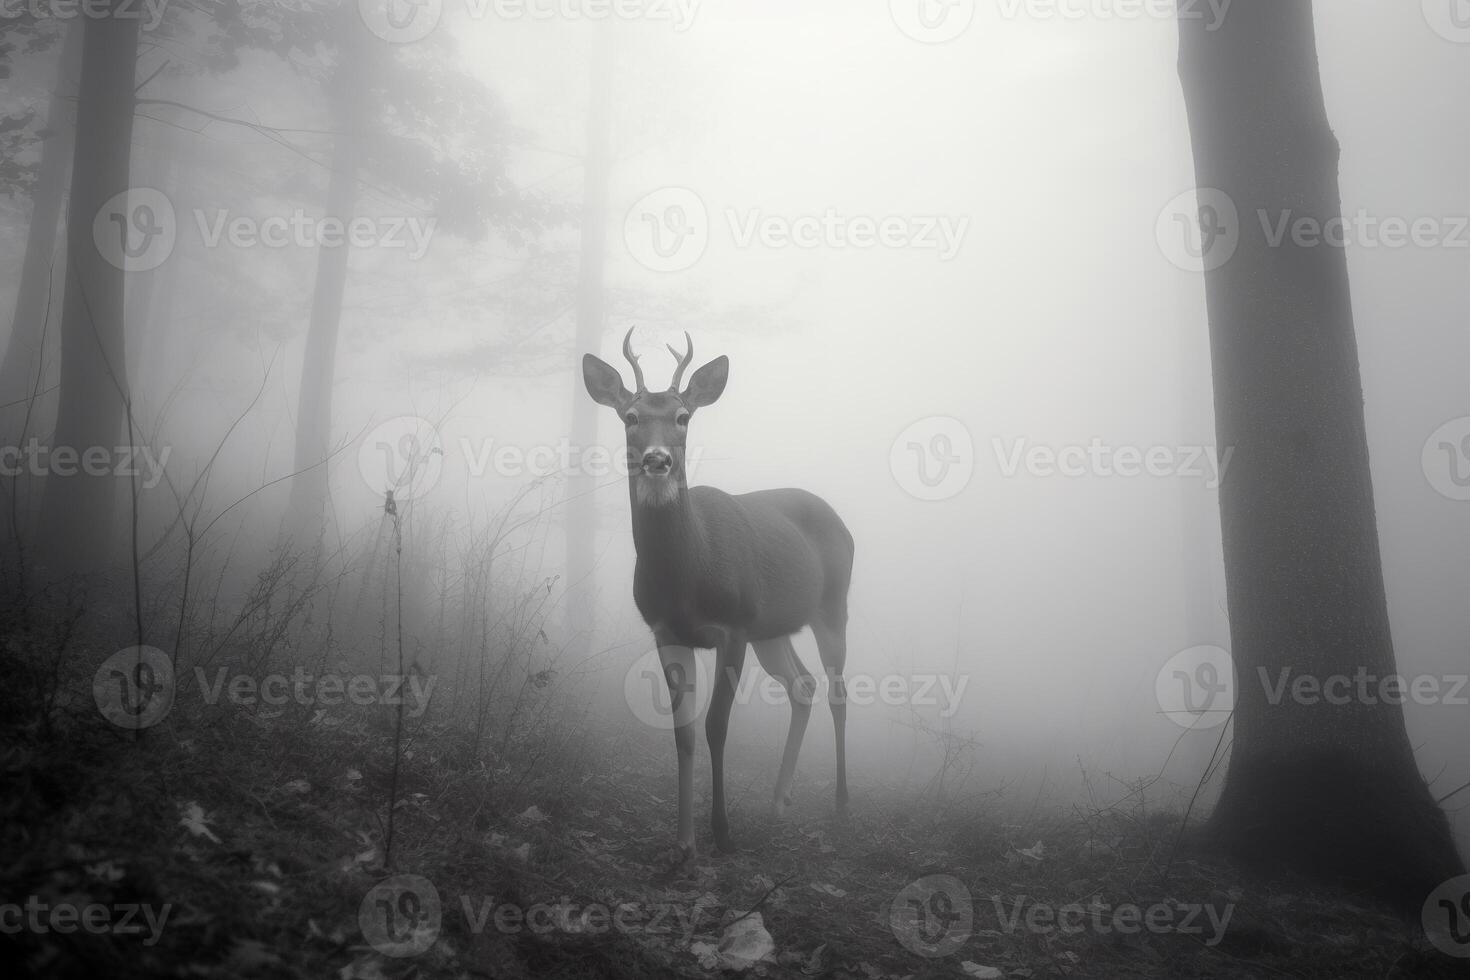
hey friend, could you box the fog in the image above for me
[3,3,1470,967]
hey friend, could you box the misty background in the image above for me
[3,0,1468,848]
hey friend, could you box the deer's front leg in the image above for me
[707,630,748,852]
[655,635,698,864]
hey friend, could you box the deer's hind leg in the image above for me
[751,634,815,818]
[812,605,849,814]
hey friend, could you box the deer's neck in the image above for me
[629,479,705,587]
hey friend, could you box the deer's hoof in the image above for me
[771,795,792,819]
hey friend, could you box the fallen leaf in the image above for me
[961,963,1003,979]
[715,913,776,970]
[178,802,221,843]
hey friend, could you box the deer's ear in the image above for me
[682,355,728,408]
[583,354,631,409]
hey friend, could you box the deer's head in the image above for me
[583,328,727,503]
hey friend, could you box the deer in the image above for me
[582,328,854,864]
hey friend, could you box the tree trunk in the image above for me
[287,17,367,538]
[0,25,81,451]
[1176,0,1464,910]
[564,26,614,656]
[35,14,141,575]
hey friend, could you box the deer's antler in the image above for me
[622,326,648,392]
[668,331,694,392]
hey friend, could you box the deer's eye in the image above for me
[675,411,691,427]
[624,411,638,426]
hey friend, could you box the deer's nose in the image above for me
[641,449,673,475]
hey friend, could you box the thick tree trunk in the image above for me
[564,27,613,656]
[1177,0,1463,910]
[287,18,367,537]
[35,15,141,574]
[0,26,81,450]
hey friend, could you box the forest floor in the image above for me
[1,655,1463,980]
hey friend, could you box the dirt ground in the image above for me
[2,675,1462,980]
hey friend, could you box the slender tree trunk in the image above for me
[287,17,367,538]
[124,119,179,421]
[35,14,141,574]
[565,26,613,656]
[1177,0,1463,910]
[0,25,82,449]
